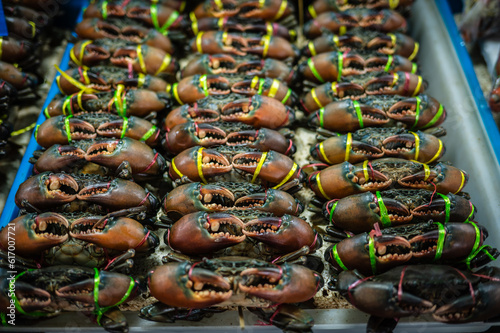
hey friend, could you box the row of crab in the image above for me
[298,2,500,333]
[0,0,326,332]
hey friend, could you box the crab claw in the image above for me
[111,46,177,75]
[365,72,427,96]
[239,263,321,304]
[327,233,411,275]
[222,95,294,128]
[56,269,140,307]
[15,172,79,209]
[243,35,299,61]
[311,136,384,165]
[163,123,226,155]
[235,188,303,216]
[336,269,434,318]
[164,104,220,130]
[359,9,407,33]
[163,182,235,221]
[365,54,416,73]
[231,77,295,106]
[366,33,419,59]
[11,281,51,313]
[97,116,161,146]
[237,0,293,21]
[304,12,357,39]
[35,116,96,148]
[191,31,247,56]
[149,263,232,308]
[70,215,158,252]
[168,212,245,254]
[85,138,165,178]
[168,146,232,182]
[0,213,69,257]
[182,54,237,77]
[235,59,297,85]
[45,93,98,117]
[233,150,301,187]
[173,74,231,104]
[243,215,317,253]
[57,67,110,95]
[309,162,391,199]
[193,0,240,19]
[324,191,411,233]
[412,193,475,223]
[299,51,365,83]
[300,81,365,114]
[308,99,389,131]
[33,145,87,174]
[71,40,110,67]
[226,128,295,155]
[398,162,468,194]
[382,131,444,163]
[76,178,157,212]
[388,95,446,129]
[303,33,364,57]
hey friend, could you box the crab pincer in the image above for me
[167,212,246,255]
[235,189,303,216]
[364,71,426,96]
[96,116,161,147]
[303,11,358,39]
[164,104,220,130]
[311,135,384,165]
[190,31,248,56]
[387,95,446,129]
[181,54,238,77]
[226,127,295,155]
[299,51,365,84]
[301,81,365,114]
[221,95,294,129]
[242,35,299,61]
[237,0,294,21]
[169,74,231,105]
[381,130,445,163]
[35,116,96,148]
[231,77,296,106]
[163,122,226,155]
[110,45,178,77]
[32,145,87,174]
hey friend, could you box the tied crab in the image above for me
[324,221,498,276]
[30,137,166,181]
[321,189,476,233]
[298,51,417,84]
[306,95,446,131]
[191,0,294,22]
[35,113,160,148]
[162,181,303,222]
[0,211,159,270]
[44,88,172,118]
[310,127,445,165]
[303,8,407,39]
[307,158,468,200]
[302,29,419,60]
[162,121,295,155]
[141,257,323,332]
[334,265,500,332]
[300,71,427,113]
[14,172,159,216]
[167,146,303,191]
[0,266,142,332]
[165,211,321,261]
[308,0,414,16]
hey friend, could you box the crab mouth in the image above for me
[45,174,79,199]
[33,213,69,240]
[382,135,415,154]
[202,214,245,240]
[232,152,262,169]
[98,22,121,38]
[343,54,365,74]
[200,150,232,175]
[195,123,226,144]
[55,280,94,299]
[412,200,450,220]
[96,120,126,136]
[365,56,394,71]
[388,100,417,119]
[120,27,147,43]
[209,55,237,73]
[70,217,107,238]
[221,98,253,119]
[357,105,389,123]
[398,175,435,188]
[184,106,220,122]
[239,267,282,293]
[351,167,391,190]
[375,196,413,224]
[351,142,384,158]
[366,36,396,54]
[365,75,397,94]
[86,44,110,59]
[433,305,474,322]
[226,131,258,145]
[373,236,412,263]
[243,221,279,236]
[335,82,366,99]
[234,193,266,209]
[16,287,52,311]
[231,80,259,95]
[110,48,138,65]
[76,183,110,200]
[409,234,438,258]
[184,267,232,299]
[86,140,119,157]
[200,185,235,209]
[235,60,264,75]
[205,77,231,94]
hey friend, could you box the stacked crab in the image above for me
[300,0,500,331]
[142,0,324,331]
[0,0,191,330]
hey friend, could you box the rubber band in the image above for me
[114,85,127,116]
[261,35,271,58]
[54,65,98,93]
[10,122,36,137]
[140,126,158,142]
[281,88,292,104]
[64,115,73,143]
[387,33,396,47]
[332,244,348,270]
[397,266,407,303]
[411,62,418,74]
[465,202,475,222]
[307,58,325,83]
[389,0,399,9]
[410,96,421,129]
[134,229,150,250]
[310,88,323,108]
[266,22,273,36]
[451,268,476,305]
[433,222,446,261]
[62,95,72,116]
[151,5,179,33]
[196,32,204,53]
[214,0,223,9]
[70,40,92,67]
[136,45,147,73]
[308,4,317,18]
[120,117,129,139]
[368,234,377,274]
[434,193,451,223]
[190,12,199,35]
[421,104,444,129]
[384,55,393,72]
[268,79,280,98]
[80,68,90,85]
[392,72,399,87]
[257,79,265,95]
[318,108,325,128]
[343,132,352,162]
[413,75,423,96]
[273,0,287,20]
[318,142,332,164]
[196,147,208,184]
[352,100,364,128]
[454,171,466,194]
[329,200,338,224]
[93,268,135,325]
[467,246,497,270]
[315,172,331,200]
[339,26,346,35]
[198,75,209,96]
[251,152,267,183]
[408,42,419,61]
[347,276,373,307]
[34,125,39,141]
[170,157,184,178]
[362,160,370,182]
[409,131,420,161]
[426,139,443,164]
[308,41,316,56]
[29,21,36,38]
[251,76,259,89]
[171,83,183,104]
[375,191,391,227]
[136,73,146,88]
[179,1,186,12]
[463,222,482,270]
[76,90,86,111]
[422,163,430,181]
[337,52,343,81]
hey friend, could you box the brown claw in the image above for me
[382,132,444,163]
[301,81,365,114]
[33,145,86,174]
[398,162,468,194]
[388,95,446,129]
[243,215,317,253]
[164,122,226,155]
[71,40,110,67]
[35,116,96,148]
[149,263,232,309]
[168,212,245,254]
[164,104,220,130]
[311,136,384,165]
[412,194,475,223]
[226,128,293,155]
[365,72,426,96]
[365,55,416,73]
[234,189,303,216]
[168,147,232,182]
